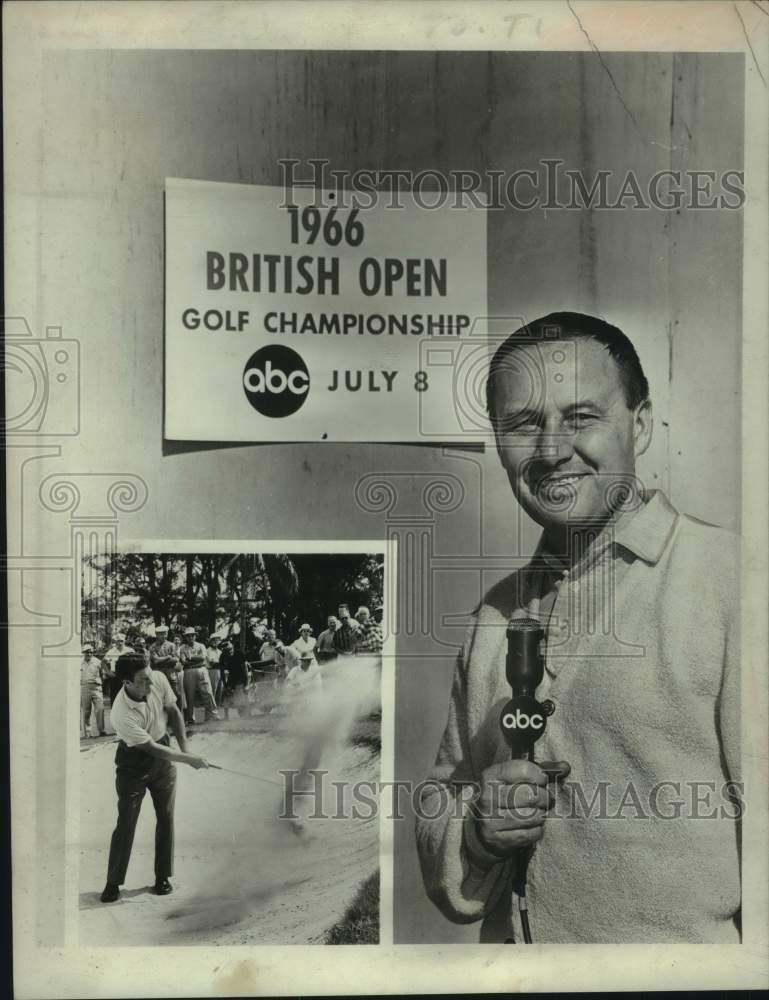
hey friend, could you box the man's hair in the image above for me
[486,311,650,423]
[115,652,148,684]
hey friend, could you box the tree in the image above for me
[221,553,299,650]
[81,551,384,645]
[268,554,384,635]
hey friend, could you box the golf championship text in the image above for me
[164,178,486,441]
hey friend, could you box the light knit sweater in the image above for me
[415,492,741,943]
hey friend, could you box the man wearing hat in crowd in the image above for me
[149,625,183,705]
[354,606,384,654]
[290,623,318,666]
[178,627,219,725]
[284,647,323,702]
[102,632,133,710]
[80,644,106,738]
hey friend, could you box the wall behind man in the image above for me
[17,49,742,943]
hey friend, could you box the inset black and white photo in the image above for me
[79,548,386,945]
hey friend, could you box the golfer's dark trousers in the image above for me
[106,735,176,886]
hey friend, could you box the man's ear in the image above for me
[633,398,653,459]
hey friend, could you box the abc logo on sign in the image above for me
[242,345,310,418]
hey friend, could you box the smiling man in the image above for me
[490,322,651,552]
[415,312,741,944]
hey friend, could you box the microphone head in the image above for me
[505,617,545,693]
[506,617,544,634]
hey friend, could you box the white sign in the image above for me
[164,178,487,442]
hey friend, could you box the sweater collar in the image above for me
[611,489,678,564]
[533,489,679,571]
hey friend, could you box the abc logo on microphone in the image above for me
[499,695,548,749]
[502,707,544,731]
[243,345,310,417]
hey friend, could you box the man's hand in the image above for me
[472,759,570,857]
[184,754,210,770]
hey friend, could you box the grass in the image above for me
[324,870,380,944]
[349,710,382,755]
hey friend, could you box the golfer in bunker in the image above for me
[100,652,210,903]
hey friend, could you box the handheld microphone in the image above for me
[499,618,554,757]
[499,618,555,943]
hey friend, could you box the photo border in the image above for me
[5,1,768,995]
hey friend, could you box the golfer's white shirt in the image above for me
[110,671,176,747]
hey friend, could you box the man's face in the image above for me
[83,650,92,661]
[327,616,337,629]
[125,666,152,700]
[356,610,370,625]
[267,630,277,642]
[338,607,350,622]
[491,339,652,545]
[183,633,194,645]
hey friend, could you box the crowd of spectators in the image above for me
[80,603,383,737]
